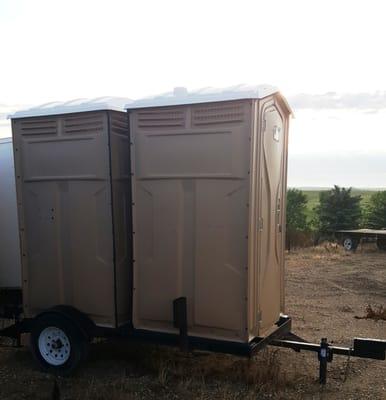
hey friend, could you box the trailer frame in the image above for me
[0,298,385,384]
[335,229,386,251]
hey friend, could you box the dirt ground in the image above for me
[0,244,385,399]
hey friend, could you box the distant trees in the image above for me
[313,185,362,234]
[286,188,309,249]
[285,186,386,249]
[287,189,308,231]
[363,191,386,229]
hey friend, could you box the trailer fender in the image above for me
[34,305,96,341]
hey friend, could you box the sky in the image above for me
[1,0,386,188]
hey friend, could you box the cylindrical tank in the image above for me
[0,137,21,288]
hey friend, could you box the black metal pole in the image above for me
[318,338,332,384]
[173,297,189,352]
[14,314,21,347]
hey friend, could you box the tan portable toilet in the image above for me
[126,85,292,343]
[10,98,132,328]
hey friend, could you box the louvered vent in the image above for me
[64,113,104,134]
[20,119,57,135]
[137,108,185,129]
[111,113,128,135]
[192,104,245,126]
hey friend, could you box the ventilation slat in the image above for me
[139,122,183,128]
[112,122,127,130]
[21,120,57,136]
[64,114,102,122]
[65,124,103,131]
[111,120,127,129]
[64,128,103,134]
[64,114,104,134]
[112,114,127,122]
[111,113,128,136]
[137,108,185,129]
[64,121,103,128]
[192,104,245,126]
[21,126,57,132]
[21,121,56,129]
[112,118,127,125]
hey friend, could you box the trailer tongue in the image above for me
[271,334,386,384]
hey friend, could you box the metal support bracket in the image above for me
[173,297,188,352]
[249,315,292,356]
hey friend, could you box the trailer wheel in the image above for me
[377,239,386,251]
[342,237,358,251]
[30,314,87,375]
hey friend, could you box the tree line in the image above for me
[286,186,386,248]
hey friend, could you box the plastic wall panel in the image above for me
[194,179,248,333]
[130,100,252,341]
[12,111,130,327]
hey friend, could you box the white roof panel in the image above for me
[9,97,132,119]
[125,84,279,110]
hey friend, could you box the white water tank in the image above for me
[0,138,21,288]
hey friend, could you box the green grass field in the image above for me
[301,188,378,224]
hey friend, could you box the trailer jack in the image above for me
[270,334,386,384]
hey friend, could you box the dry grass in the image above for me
[137,345,289,388]
[355,305,386,321]
[67,344,294,400]
[287,242,382,268]
[43,343,294,400]
[286,243,350,268]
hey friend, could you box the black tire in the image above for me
[377,239,386,251]
[30,313,87,375]
[342,236,359,251]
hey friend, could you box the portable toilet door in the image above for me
[253,98,289,335]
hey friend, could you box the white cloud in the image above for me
[289,92,386,111]
[289,108,386,156]
[288,153,386,188]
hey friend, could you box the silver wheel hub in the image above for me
[38,326,71,366]
[343,238,353,250]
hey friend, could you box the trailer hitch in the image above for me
[270,336,386,385]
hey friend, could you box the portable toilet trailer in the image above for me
[126,85,292,343]
[4,88,386,378]
[0,137,22,289]
[10,98,132,328]
[3,86,293,375]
